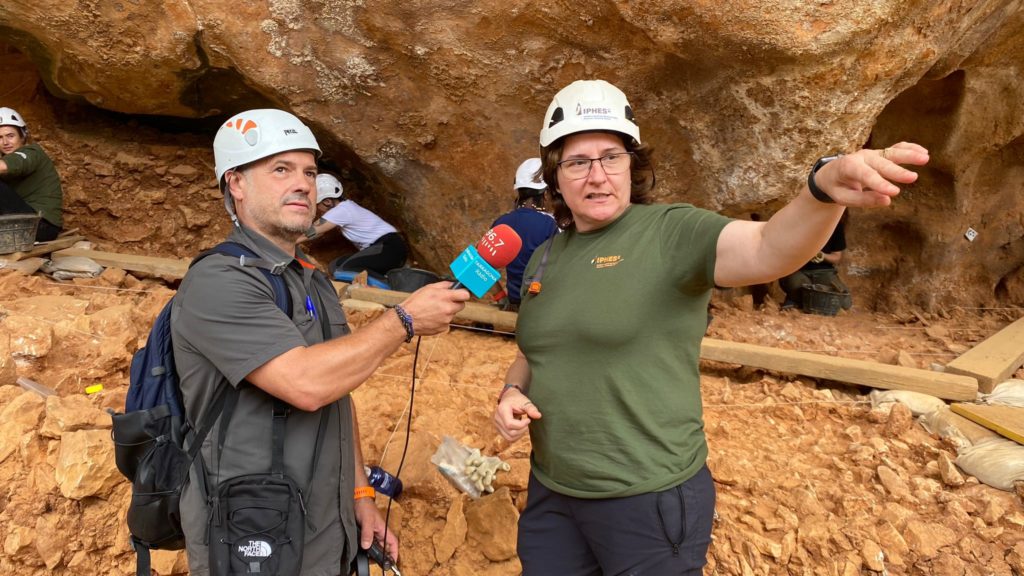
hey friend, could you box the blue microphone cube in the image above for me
[449,245,501,298]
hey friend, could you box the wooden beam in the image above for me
[700,338,978,401]
[951,403,1024,445]
[944,316,1024,394]
[0,235,85,261]
[51,248,190,279]
[343,284,518,333]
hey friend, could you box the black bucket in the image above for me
[386,268,440,293]
[801,283,843,316]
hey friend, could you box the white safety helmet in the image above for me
[213,108,321,189]
[539,80,640,147]
[214,108,321,225]
[316,173,344,203]
[0,107,28,135]
[514,158,546,192]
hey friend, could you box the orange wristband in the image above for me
[354,486,375,500]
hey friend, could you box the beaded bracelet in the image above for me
[393,304,414,342]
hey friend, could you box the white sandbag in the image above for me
[981,379,1024,407]
[41,256,104,280]
[918,406,972,450]
[955,437,1024,491]
[869,389,947,416]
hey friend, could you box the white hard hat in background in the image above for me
[514,158,546,191]
[316,173,344,203]
[0,107,27,131]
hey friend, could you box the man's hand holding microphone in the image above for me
[392,224,523,340]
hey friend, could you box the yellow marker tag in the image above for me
[85,384,104,395]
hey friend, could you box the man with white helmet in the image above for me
[493,79,929,574]
[172,108,468,575]
[0,106,64,241]
[303,172,409,278]
[489,158,558,311]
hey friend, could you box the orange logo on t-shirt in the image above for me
[591,255,623,269]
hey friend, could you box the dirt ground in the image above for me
[0,266,1022,575]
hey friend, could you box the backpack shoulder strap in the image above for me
[192,241,293,317]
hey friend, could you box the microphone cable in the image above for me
[376,333,421,574]
[364,330,419,569]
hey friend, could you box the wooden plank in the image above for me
[344,284,518,333]
[700,338,978,401]
[0,235,85,261]
[951,403,1024,445]
[944,316,1024,394]
[341,299,387,313]
[51,248,190,279]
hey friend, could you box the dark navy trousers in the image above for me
[518,465,716,576]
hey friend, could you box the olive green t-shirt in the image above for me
[1,143,63,226]
[517,203,731,498]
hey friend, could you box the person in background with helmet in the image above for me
[489,158,558,312]
[492,79,928,575]
[0,107,63,241]
[302,172,409,278]
[172,108,468,575]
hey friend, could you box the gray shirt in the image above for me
[172,226,358,576]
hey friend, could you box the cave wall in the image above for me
[2,0,1024,309]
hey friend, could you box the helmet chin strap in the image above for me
[223,180,242,228]
[224,194,241,228]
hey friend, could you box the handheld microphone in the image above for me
[449,224,523,298]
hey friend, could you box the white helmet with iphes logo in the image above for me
[539,80,640,148]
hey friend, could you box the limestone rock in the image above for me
[861,539,886,572]
[150,549,189,575]
[930,551,967,576]
[884,402,915,437]
[0,333,16,387]
[903,520,958,559]
[3,525,37,563]
[34,513,64,569]
[877,465,912,501]
[937,451,965,487]
[55,429,121,500]
[3,315,54,358]
[0,391,45,464]
[1,1,1023,308]
[41,394,111,439]
[433,495,468,564]
[876,519,909,557]
[464,486,519,562]
[1007,541,1024,573]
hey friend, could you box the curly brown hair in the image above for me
[539,132,656,230]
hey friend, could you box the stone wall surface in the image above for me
[1,0,1023,307]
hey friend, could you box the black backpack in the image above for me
[110,242,292,576]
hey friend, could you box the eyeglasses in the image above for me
[556,152,634,180]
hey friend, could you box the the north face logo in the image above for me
[237,540,272,558]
